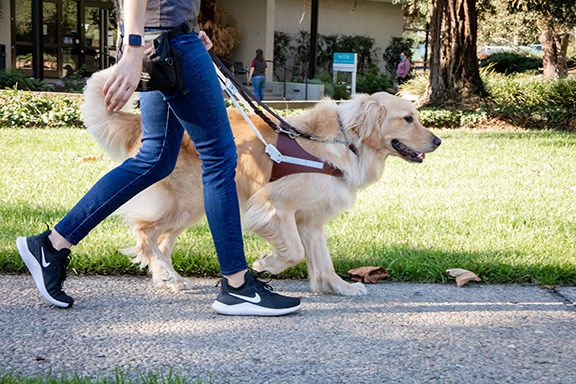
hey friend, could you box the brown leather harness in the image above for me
[271,132,343,181]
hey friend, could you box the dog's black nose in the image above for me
[432,136,442,147]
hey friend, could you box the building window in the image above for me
[11,0,115,78]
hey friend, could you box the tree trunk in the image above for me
[422,0,486,106]
[539,26,558,80]
[557,31,570,78]
[423,0,448,104]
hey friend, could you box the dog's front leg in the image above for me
[298,225,367,296]
[243,195,305,274]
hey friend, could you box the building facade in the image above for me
[0,0,403,80]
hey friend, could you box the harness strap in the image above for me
[271,133,343,181]
[210,52,315,140]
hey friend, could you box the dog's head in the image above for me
[343,92,441,163]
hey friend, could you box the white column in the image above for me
[265,0,275,83]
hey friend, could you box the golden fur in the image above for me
[81,66,440,295]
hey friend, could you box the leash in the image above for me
[211,53,328,170]
[210,52,359,158]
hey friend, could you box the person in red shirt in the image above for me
[248,49,267,100]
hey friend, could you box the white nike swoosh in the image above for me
[41,247,51,268]
[229,292,261,304]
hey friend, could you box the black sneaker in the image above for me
[16,230,74,308]
[212,270,301,316]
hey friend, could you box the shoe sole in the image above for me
[16,237,72,308]
[211,300,301,316]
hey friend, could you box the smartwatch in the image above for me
[123,34,145,47]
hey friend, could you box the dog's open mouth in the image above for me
[391,139,425,163]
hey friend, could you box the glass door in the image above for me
[82,3,116,76]
[43,0,59,77]
[62,0,81,76]
[84,6,101,73]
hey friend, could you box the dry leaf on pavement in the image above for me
[446,268,480,287]
[348,266,390,284]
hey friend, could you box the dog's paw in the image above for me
[252,253,282,274]
[316,278,368,296]
[336,282,368,296]
[166,277,195,292]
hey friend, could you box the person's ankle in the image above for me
[224,269,247,288]
[47,230,72,252]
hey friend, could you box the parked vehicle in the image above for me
[529,44,542,55]
[478,38,532,59]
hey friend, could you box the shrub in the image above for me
[0,89,83,128]
[273,31,381,81]
[480,51,542,74]
[51,65,87,93]
[333,84,350,100]
[356,67,394,94]
[398,73,428,96]
[484,72,576,108]
[0,67,51,91]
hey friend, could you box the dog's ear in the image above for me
[345,95,387,150]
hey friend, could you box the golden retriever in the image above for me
[81,67,441,296]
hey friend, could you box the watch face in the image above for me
[128,34,142,46]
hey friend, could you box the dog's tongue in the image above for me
[417,152,425,160]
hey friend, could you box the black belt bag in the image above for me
[117,18,197,94]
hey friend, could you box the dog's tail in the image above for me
[81,65,141,162]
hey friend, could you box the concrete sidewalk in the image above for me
[1,274,575,384]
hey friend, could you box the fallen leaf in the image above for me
[531,170,541,176]
[569,186,576,193]
[390,301,400,307]
[348,266,390,284]
[35,357,45,361]
[74,154,110,162]
[543,163,553,169]
[446,268,480,287]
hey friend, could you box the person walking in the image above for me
[15,0,301,317]
[247,49,267,101]
[396,51,411,86]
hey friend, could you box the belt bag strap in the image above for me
[166,18,198,94]
[167,18,198,40]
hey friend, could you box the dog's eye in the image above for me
[404,116,414,123]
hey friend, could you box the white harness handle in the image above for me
[213,64,324,169]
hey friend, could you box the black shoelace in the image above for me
[56,256,71,286]
[215,268,275,293]
[251,269,275,293]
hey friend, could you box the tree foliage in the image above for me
[508,0,576,79]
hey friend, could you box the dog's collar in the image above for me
[277,114,358,157]
[335,113,359,157]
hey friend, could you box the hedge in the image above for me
[0,89,83,128]
[2,88,575,131]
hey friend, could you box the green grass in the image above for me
[1,127,575,285]
[0,369,212,384]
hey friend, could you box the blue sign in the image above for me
[333,53,356,64]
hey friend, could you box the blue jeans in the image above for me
[252,76,266,101]
[55,31,248,275]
